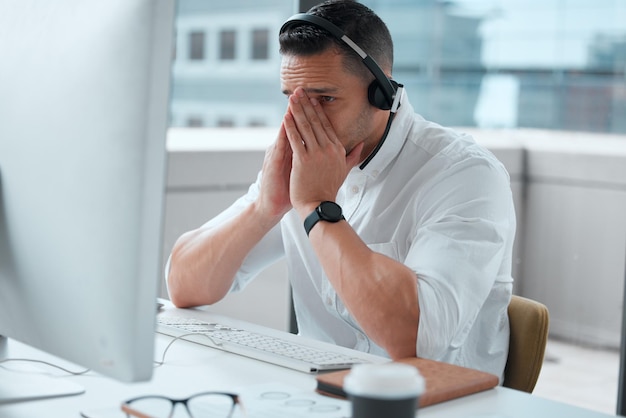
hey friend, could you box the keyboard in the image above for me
[156,315,368,373]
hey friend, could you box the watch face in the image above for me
[319,201,343,221]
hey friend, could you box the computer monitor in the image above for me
[0,0,175,402]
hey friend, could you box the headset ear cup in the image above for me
[368,79,398,110]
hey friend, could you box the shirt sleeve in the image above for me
[407,155,516,360]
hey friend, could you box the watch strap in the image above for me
[303,211,321,237]
[303,201,344,236]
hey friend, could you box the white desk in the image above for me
[0,318,620,418]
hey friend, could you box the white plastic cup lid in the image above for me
[343,362,425,399]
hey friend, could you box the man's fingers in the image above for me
[283,111,306,152]
[308,96,339,145]
[288,90,318,149]
[288,87,338,149]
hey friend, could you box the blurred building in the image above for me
[170,0,291,128]
[170,0,626,134]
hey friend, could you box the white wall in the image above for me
[520,133,626,348]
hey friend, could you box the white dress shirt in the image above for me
[170,90,516,380]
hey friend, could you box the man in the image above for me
[167,0,515,380]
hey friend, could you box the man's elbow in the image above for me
[167,267,228,309]
[166,272,194,308]
[384,311,419,360]
[166,263,205,308]
[386,338,417,360]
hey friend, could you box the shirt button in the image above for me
[326,297,332,306]
[350,186,359,194]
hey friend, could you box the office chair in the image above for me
[503,295,550,393]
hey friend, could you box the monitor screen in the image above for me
[0,0,175,401]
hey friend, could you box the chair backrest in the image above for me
[503,295,550,393]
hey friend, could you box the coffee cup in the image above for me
[344,362,425,418]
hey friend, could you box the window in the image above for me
[251,28,270,60]
[186,116,204,127]
[248,119,267,127]
[217,118,235,127]
[171,0,625,133]
[188,31,205,61]
[359,0,626,134]
[220,30,236,60]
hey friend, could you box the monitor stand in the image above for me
[0,336,85,404]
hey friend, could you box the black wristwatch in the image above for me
[303,201,345,236]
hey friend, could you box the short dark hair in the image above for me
[279,0,394,83]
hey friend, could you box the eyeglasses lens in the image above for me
[188,394,236,417]
[127,397,173,418]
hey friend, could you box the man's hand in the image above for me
[284,87,364,216]
[255,122,293,224]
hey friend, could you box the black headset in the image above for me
[280,13,398,111]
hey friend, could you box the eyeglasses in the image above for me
[121,392,243,418]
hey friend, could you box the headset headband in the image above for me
[280,13,396,108]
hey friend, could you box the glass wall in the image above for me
[364,0,626,132]
[170,0,292,128]
[171,0,626,134]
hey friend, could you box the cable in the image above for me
[0,358,91,376]
[0,332,223,374]
[359,111,396,170]
[359,84,404,170]
[154,332,223,368]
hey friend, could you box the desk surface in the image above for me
[0,318,620,418]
